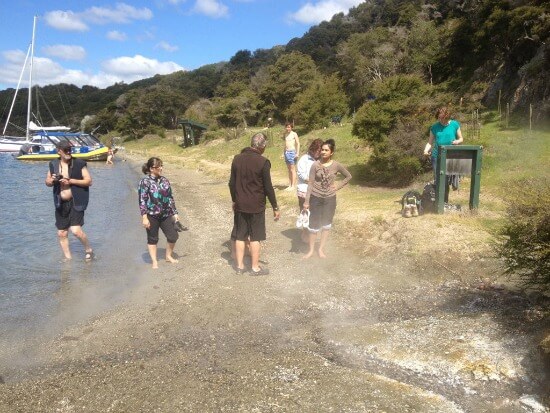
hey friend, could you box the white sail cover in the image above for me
[28,121,70,132]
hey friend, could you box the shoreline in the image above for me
[0,158,548,411]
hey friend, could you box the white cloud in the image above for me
[0,50,29,86]
[192,0,229,18]
[44,11,89,32]
[0,50,185,89]
[42,45,86,60]
[167,0,187,4]
[107,30,128,41]
[44,3,152,32]
[288,0,363,25]
[102,54,184,78]
[83,3,153,24]
[156,41,179,52]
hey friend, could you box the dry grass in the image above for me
[122,120,549,264]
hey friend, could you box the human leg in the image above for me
[235,240,246,270]
[146,216,161,269]
[70,225,92,254]
[160,217,179,263]
[303,195,321,258]
[55,201,73,259]
[247,212,267,271]
[67,207,93,260]
[57,229,71,260]
[318,229,330,258]
[147,244,159,269]
[233,211,254,272]
[284,151,296,188]
[286,163,293,188]
[316,196,336,258]
[303,230,317,259]
[249,240,261,271]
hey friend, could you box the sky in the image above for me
[0,0,365,91]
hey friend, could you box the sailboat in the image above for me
[0,16,40,152]
[0,17,109,161]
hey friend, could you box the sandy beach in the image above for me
[0,161,548,412]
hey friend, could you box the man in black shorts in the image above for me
[45,141,94,261]
[229,132,280,275]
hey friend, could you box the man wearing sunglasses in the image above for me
[45,141,94,261]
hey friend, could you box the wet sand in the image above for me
[0,164,548,412]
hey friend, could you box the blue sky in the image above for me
[0,0,364,90]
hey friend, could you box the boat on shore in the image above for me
[16,131,109,161]
[0,17,75,154]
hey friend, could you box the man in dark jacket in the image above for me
[45,141,94,261]
[229,132,280,275]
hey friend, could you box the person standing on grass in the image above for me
[296,138,323,242]
[424,106,464,202]
[282,122,300,190]
[45,141,94,262]
[229,132,280,275]
[303,139,352,259]
[138,157,182,269]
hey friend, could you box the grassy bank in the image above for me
[122,118,549,261]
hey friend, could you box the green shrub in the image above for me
[497,179,550,290]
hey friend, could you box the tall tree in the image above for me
[258,52,321,121]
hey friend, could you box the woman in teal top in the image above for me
[424,106,464,183]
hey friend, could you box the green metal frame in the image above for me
[435,145,483,214]
[178,119,207,147]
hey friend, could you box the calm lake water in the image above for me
[0,153,150,366]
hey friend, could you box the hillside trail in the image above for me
[0,164,547,412]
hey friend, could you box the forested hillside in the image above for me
[1,0,548,184]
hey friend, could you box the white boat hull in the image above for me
[0,137,28,152]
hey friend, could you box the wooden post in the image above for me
[498,90,501,122]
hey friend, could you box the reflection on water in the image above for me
[0,154,149,366]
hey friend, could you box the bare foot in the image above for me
[152,261,159,269]
[302,252,314,259]
[166,256,179,263]
[318,250,327,259]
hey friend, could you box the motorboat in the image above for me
[16,131,109,161]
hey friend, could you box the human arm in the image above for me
[334,162,352,190]
[45,161,60,187]
[45,169,55,187]
[262,161,280,220]
[138,179,151,228]
[296,155,310,182]
[228,160,236,202]
[424,130,435,156]
[303,162,317,209]
[295,134,300,159]
[163,177,179,217]
[453,126,464,145]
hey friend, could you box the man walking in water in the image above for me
[229,132,280,275]
[282,122,300,190]
[45,141,94,261]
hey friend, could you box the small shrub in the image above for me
[496,179,550,290]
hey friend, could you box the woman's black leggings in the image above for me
[146,215,179,245]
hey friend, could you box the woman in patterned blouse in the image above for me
[138,157,180,269]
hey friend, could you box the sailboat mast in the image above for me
[26,16,37,140]
[1,44,31,136]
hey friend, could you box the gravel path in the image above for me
[0,165,548,412]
